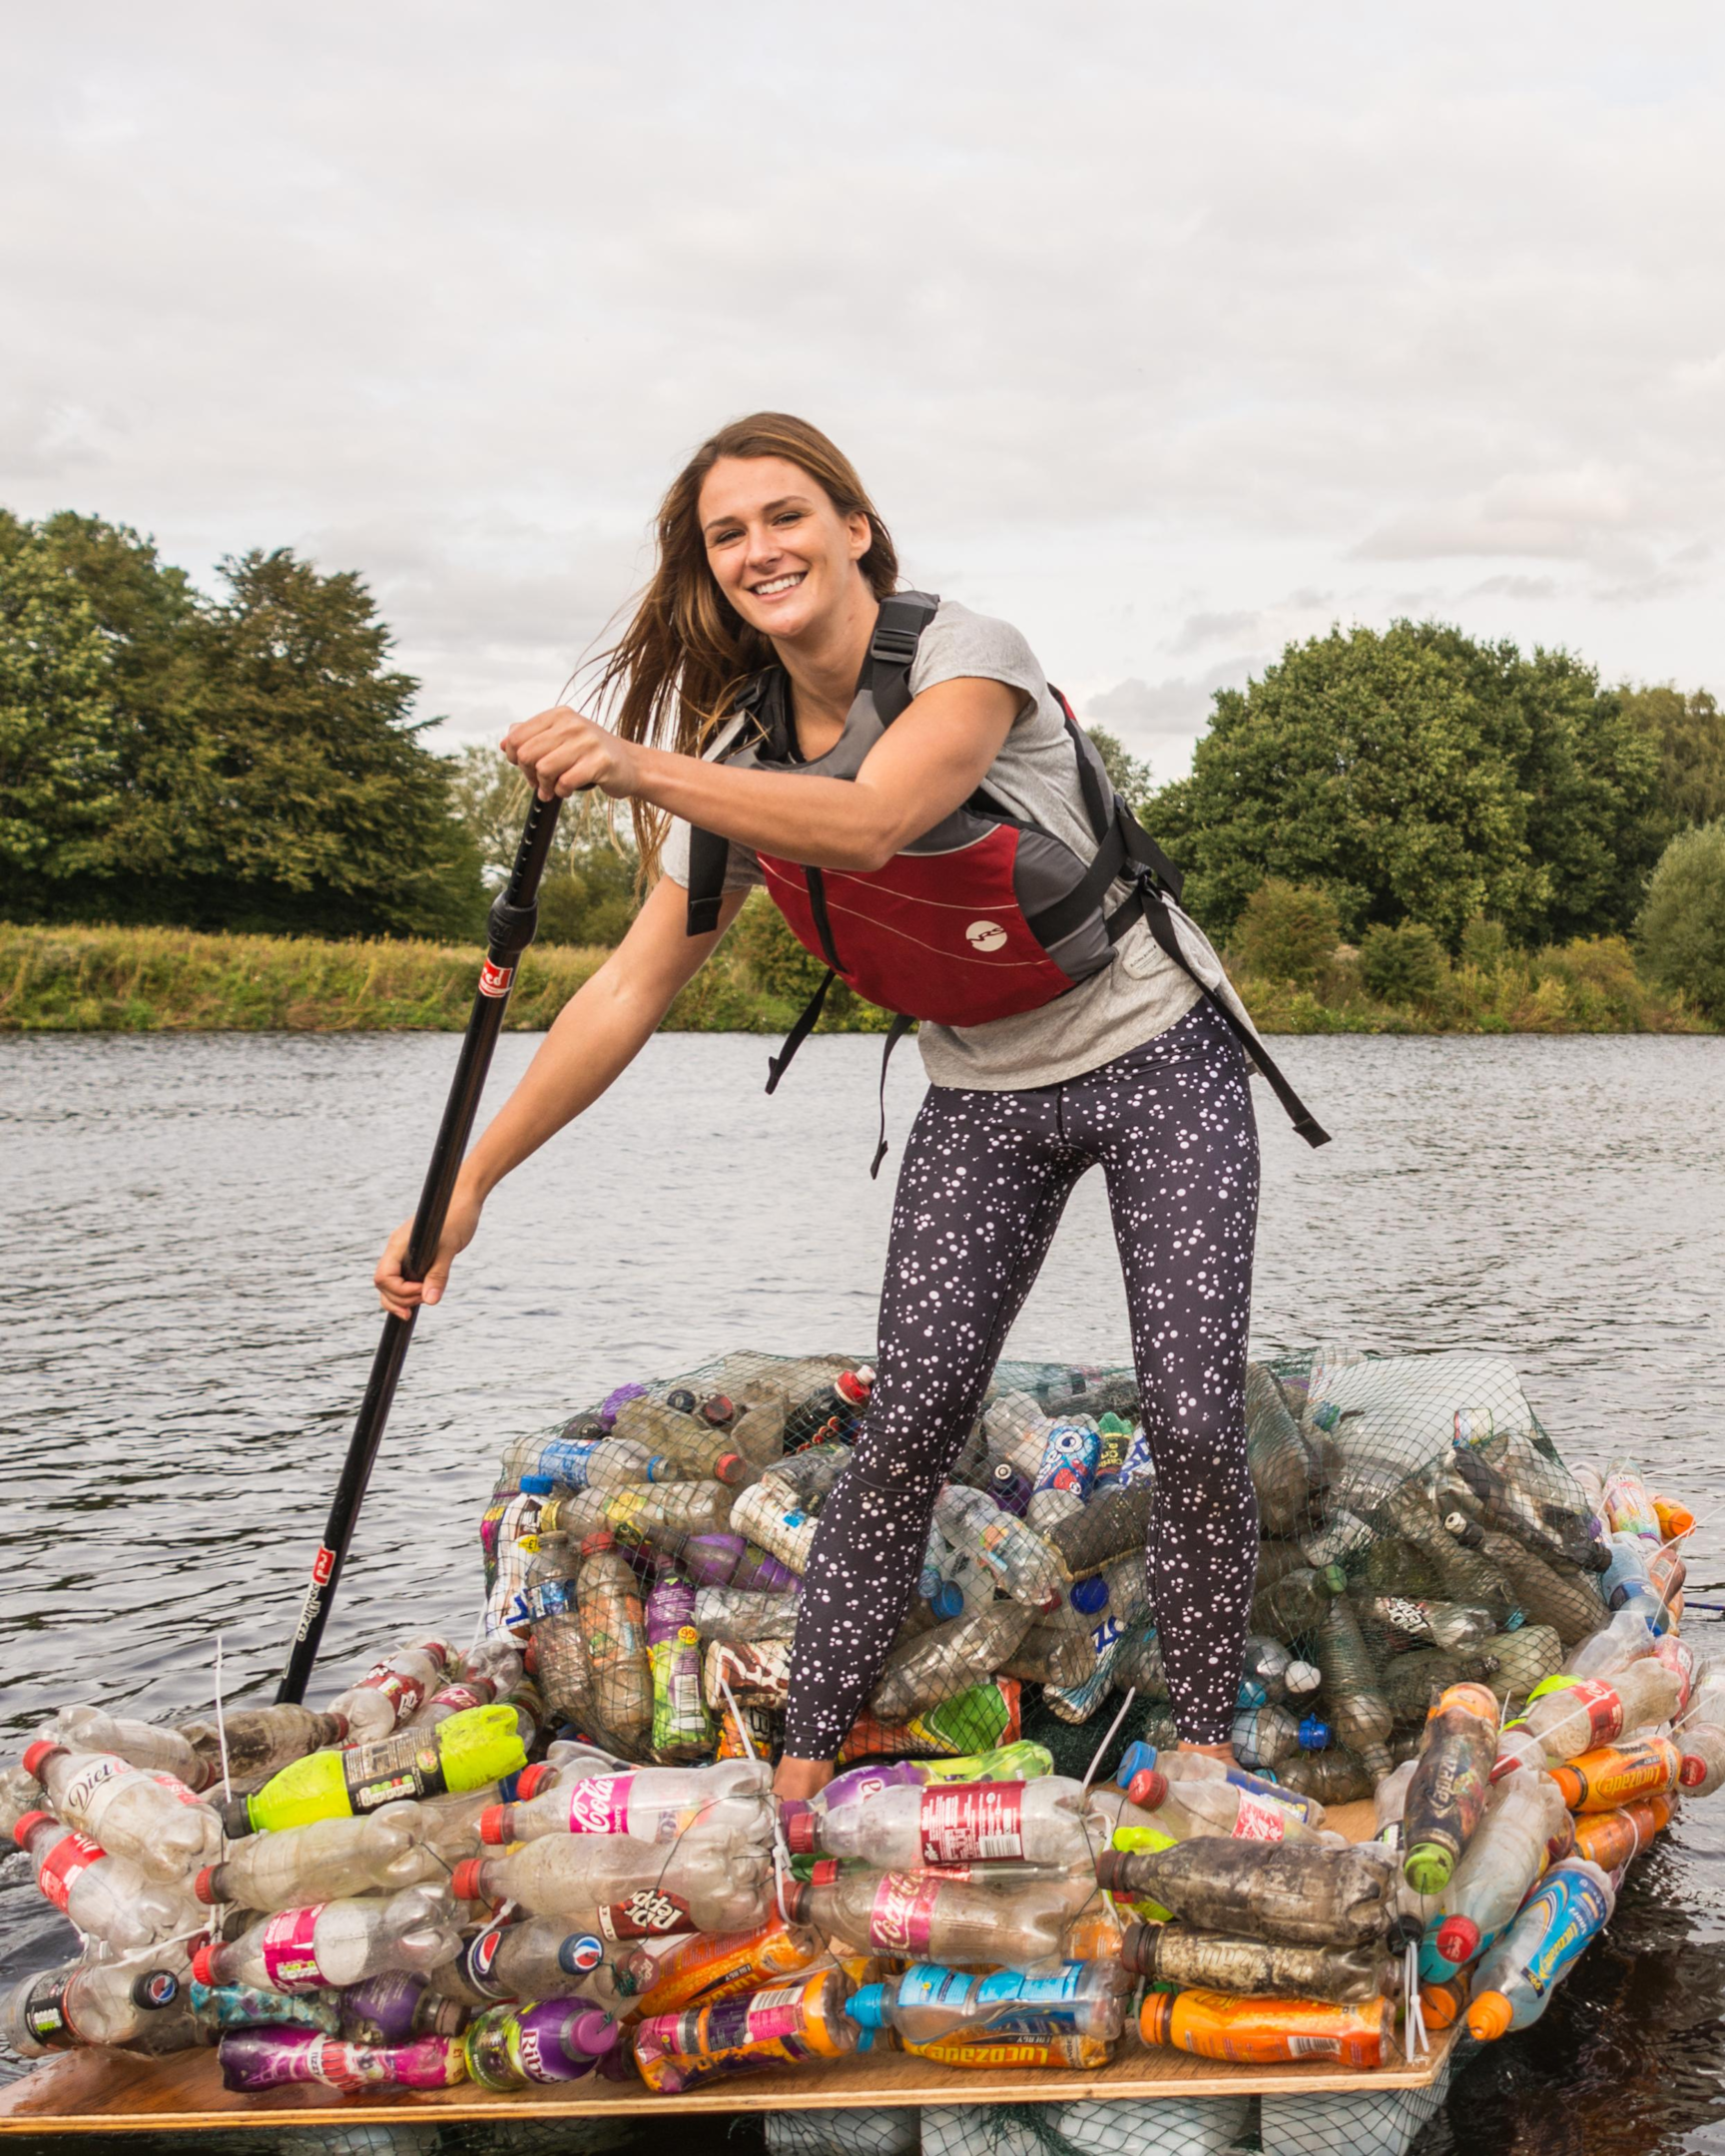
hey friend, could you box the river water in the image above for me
[1,1030,1722,2151]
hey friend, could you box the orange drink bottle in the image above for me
[1570,1793,1674,1870]
[1139,1988,1388,2068]
[1549,1736,1681,1813]
[619,1918,825,2019]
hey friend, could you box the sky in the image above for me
[5,4,1723,783]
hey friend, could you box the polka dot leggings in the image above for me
[783,999,1261,1758]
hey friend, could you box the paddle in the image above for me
[277,790,564,1704]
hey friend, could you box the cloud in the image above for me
[1354,468,1641,564]
[1085,658,1266,740]
[1464,574,1561,601]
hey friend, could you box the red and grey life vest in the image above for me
[685,593,1327,1166]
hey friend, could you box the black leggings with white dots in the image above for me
[783,998,1262,1758]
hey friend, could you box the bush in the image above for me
[1231,879,1342,986]
[729,891,831,1003]
[1459,916,1509,972]
[1636,821,1725,1018]
[538,843,640,946]
[1359,921,1445,1005]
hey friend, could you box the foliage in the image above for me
[1459,915,1509,971]
[1149,621,1661,949]
[725,890,894,1031]
[444,742,641,946]
[1635,821,1725,1019]
[0,513,485,938]
[1621,685,1725,846]
[1359,920,1445,1004]
[1084,726,1154,811]
[1229,879,1341,986]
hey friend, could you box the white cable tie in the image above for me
[213,1633,233,1807]
[1081,1687,1138,1798]
[718,1675,758,1762]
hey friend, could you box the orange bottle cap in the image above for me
[1467,1990,1513,2041]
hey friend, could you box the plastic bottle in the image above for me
[427,1912,616,2007]
[1140,1988,1388,2068]
[572,1531,653,1752]
[453,1837,771,1939]
[220,1703,526,1838]
[194,1884,460,1992]
[501,1425,673,1485]
[1094,1840,1393,1947]
[645,1573,711,1762]
[783,1368,874,1451]
[195,1802,439,1909]
[1680,1724,1725,1797]
[1357,1595,1496,1657]
[605,1394,748,1483]
[176,1704,345,1787]
[1599,1533,1668,1631]
[848,1959,1129,2045]
[461,1999,619,2089]
[873,1605,1035,1723]
[727,1483,820,1576]
[1026,1424,1101,1531]
[761,1442,854,1512]
[1112,1769,1319,1849]
[1148,1749,1328,1826]
[484,1759,773,1850]
[218,2026,465,2093]
[816,1743,1053,1815]
[683,1591,797,1652]
[1003,1607,1096,1692]
[1570,1792,1673,1869]
[46,1705,211,1792]
[1600,1462,1660,1541]
[1312,1597,1395,1779]
[1428,1770,1571,1966]
[1275,1746,1374,1806]
[1043,1484,1154,1579]
[1241,1633,1322,1706]
[933,1485,1065,1609]
[1550,1735,1683,1812]
[190,1980,342,2037]
[1251,1564,1340,1641]
[1244,1363,1315,1535]
[1496,1661,1683,1775]
[1465,1856,1616,2039]
[1387,1484,1518,1622]
[904,2032,1112,2069]
[338,1969,469,2044]
[789,1867,1094,1969]
[13,1813,199,1951]
[327,1640,450,1744]
[633,1967,858,2091]
[1653,1634,1698,1715]
[1564,1605,1657,1682]
[1474,1532,1606,1648]
[1122,1920,1387,2004]
[2,1959,190,2057]
[22,1742,220,1882]
[793,1775,1102,1870]
[523,1535,588,1724]
[1300,1510,1376,1571]
[1399,1680,1501,1895]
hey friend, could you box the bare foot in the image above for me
[773,1756,836,1802]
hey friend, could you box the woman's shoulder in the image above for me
[910,598,1047,702]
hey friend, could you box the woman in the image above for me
[376,412,1318,1799]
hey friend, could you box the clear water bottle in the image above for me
[176,1704,345,1787]
[195,1801,439,1909]
[13,1812,199,1951]
[22,1741,220,1882]
[193,1883,460,1992]
[46,1706,210,1793]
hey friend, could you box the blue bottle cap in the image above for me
[520,1474,556,1495]
[930,1582,964,1622]
[1298,1715,1332,1751]
[1070,1575,1110,1616]
[1237,1679,1268,1711]
[1117,1741,1159,1788]
[848,1984,889,2029]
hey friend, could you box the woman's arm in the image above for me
[373,873,748,1316]
[503,675,1022,873]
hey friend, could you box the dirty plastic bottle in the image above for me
[407,1677,500,1735]
[504,1428,677,1489]
[1401,1681,1500,1894]
[1429,1770,1571,1965]
[1571,1792,1673,1869]
[1312,1597,1395,1779]
[1241,1633,1322,1706]
[783,1368,875,1451]
[933,1484,1065,1609]
[872,1605,1035,1723]
[1244,1363,1315,1536]
[13,1813,199,1951]
[1230,1705,1322,1772]
[617,1916,825,2017]
[1387,1484,1518,1622]
[1122,1920,1387,2004]
[1564,1606,1657,1682]
[484,1759,772,1851]
[221,1704,525,1838]
[177,1704,345,1787]
[1474,1532,1606,1648]
[1251,1564,1341,1641]
[190,1980,342,2037]
[1004,1607,1097,1693]
[1359,1595,1496,1656]
[646,1573,712,1762]
[848,1959,1129,2045]
[217,2025,466,2092]
[1276,1746,1374,1806]
[2,1959,189,2057]
[453,1838,772,1938]
[462,1999,619,2088]
[794,1776,1102,1870]
[46,1705,211,1792]
[1300,1510,1376,1572]
[1550,1735,1683,1812]
[194,1884,460,1993]
[692,1586,802,1645]
[761,1443,853,1512]
[727,1483,819,1575]
[790,1867,1093,1970]
[1140,1988,1388,2068]
[1026,1424,1101,1531]
[1113,1769,1319,1849]
[328,1640,450,1745]
[1465,1856,1616,2039]
[634,1968,857,2090]
[574,1531,653,1752]
[1095,1840,1393,1947]
[22,1742,220,1883]
[524,1535,589,1724]
[608,1394,750,1484]
[1147,1749,1328,1826]
[1497,1661,1683,1774]
[195,1802,439,1909]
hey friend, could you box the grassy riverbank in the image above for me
[0,920,1709,1035]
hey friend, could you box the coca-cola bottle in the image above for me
[14,1813,199,1951]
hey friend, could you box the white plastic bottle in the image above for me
[22,1742,220,1882]
[14,1813,200,1951]
[193,1884,460,1992]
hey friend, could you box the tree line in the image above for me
[3,513,1721,1010]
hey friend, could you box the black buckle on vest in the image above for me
[869,616,922,667]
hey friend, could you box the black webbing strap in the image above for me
[1024,818,1129,950]
[765,969,836,1096]
[1134,876,1331,1148]
[804,866,845,972]
[1051,691,1113,845]
[867,592,941,724]
[686,825,732,936]
[870,1011,916,1179]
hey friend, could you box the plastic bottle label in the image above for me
[974,1966,1083,2009]
[61,1755,125,1819]
[342,1730,448,1813]
[565,1775,635,1835]
[148,1772,206,1810]
[463,1918,513,1997]
[261,1903,331,1990]
[868,1872,944,1954]
[22,1972,76,2050]
[1521,1869,1612,1996]
[1231,1793,1291,1842]
[537,1437,601,1487]
[597,1888,697,1940]
[917,1784,1027,1865]
[1562,1679,1625,1750]
[36,1832,104,1911]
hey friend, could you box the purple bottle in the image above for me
[337,1970,465,2045]
[218,2026,464,2092]
[463,2001,619,2089]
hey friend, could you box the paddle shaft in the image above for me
[277,791,565,1704]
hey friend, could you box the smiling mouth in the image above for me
[750,572,806,597]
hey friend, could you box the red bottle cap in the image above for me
[837,1370,872,1406]
[515,1762,556,1802]
[1681,1752,1708,1788]
[189,1940,218,1986]
[713,1453,748,1486]
[12,1812,52,1850]
[450,1859,488,1903]
[477,1805,510,1846]
[810,1858,843,1886]
[785,1881,812,1922]
[784,1809,817,1856]
[701,1394,735,1426]
[1126,1768,1168,1810]
[193,1866,223,1906]
[1436,1915,1480,1964]
[21,1741,63,1782]
[580,1530,617,1557]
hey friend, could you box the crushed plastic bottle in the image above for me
[217,2026,466,2092]
[22,1742,220,1883]
[1465,1856,1615,2039]
[848,1958,1129,2044]
[193,1884,461,1992]
[1402,1681,1501,1893]
[789,1866,1094,1970]
[932,1484,1065,1610]
[761,1442,854,1512]
[633,1968,858,2091]
[1113,1767,1319,1848]
[1095,1839,1393,1947]
[13,1812,199,1951]
[617,1916,826,2017]
[873,1605,1035,1722]
[1122,1920,1388,2004]
[1026,1424,1101,1531]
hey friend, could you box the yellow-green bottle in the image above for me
[220,1704,525,1838]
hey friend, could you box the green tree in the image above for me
[1620,685,1725,844]
[1360,920,1446,1005]
[445,742,640,945]
[1635,821,1725,1019]
[1085,725,1154,812]
[1150,621,1659,948]
[1229,878,1342,986]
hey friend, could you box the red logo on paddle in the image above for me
[478,960,515,998]
[311,1546,336,1586]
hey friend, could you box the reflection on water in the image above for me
[1,1030,1722,2147]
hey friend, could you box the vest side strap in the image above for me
[765,970,836,1095]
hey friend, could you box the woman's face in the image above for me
[698,454,870,642]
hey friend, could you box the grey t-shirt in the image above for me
[660,599,1203,1090]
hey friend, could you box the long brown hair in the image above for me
[594,412,898,878]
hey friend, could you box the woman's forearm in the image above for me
[628,746,903,871]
